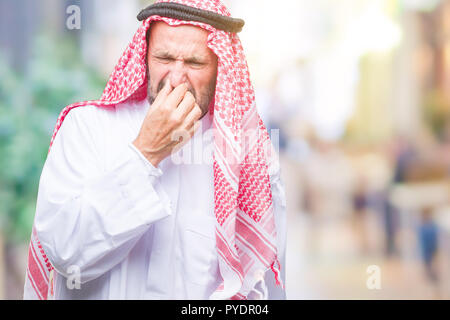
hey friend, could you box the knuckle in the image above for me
[170,114,182,126]
[184,93,195,106]
[185,91,194,100]
[183,90,191,97]
[159,103,170,113]
[195,106,202,117]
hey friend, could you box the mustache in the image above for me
[157,79,196,99]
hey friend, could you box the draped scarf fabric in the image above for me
[25,0,283,300]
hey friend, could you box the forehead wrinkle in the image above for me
[151,39,209,62]
[148,22,212,61]
[151,48,208,63]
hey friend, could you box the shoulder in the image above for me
[53,99,147,146]
[62,104,116,129]
[62,99,148,128]
[51,104,118,151]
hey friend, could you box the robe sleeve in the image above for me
[34,107,171,284]
[264,165,287,299]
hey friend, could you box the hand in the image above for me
[132,82,202,167]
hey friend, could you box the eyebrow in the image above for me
[152,50,207,64]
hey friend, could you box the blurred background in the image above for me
[0,0,450,299]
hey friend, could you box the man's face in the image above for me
[146,21,218,118]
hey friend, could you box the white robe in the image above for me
[26,98,287,299]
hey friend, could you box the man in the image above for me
[24,0,286,300]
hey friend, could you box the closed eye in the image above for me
[186,60,206,67]
[152,54,207,68]
[154,55,175,63]
[184,57,209,69]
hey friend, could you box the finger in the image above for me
[185,119,202,143]
[170,121,201,154]
[152,81,173,107]
[164,83,188,110]
[172,91,196,119]
[182,104,202,130]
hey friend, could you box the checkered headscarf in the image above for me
[25,0,283,300]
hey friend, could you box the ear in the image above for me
[145,26,152,67]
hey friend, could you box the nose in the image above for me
[168,61,188,88]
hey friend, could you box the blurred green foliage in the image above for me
[0,33,105,242]
[423,89,450,141]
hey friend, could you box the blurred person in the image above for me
[351,176,370,255]
[418,207,439,285]
[382,136,417,257]
[23,0,286,300]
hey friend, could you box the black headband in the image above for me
[137,2,245,33]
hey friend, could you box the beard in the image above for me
[147,73,216,118]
